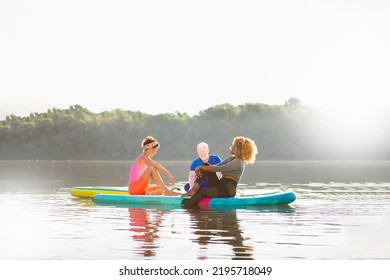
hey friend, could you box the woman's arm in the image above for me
[143,155,175,184]
[196,157,242,175]
[188,170,196,189]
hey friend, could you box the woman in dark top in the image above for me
[181,136,258,208]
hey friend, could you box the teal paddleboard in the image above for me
[92,191,296,208]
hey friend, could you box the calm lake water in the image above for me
[0,160,390,260]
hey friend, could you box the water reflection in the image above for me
[186,208,254,260]
[3,160,390,259]
[126,207,255,259]
[122,202,298,259]
[128,208,165,257]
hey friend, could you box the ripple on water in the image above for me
[1,182,390,259]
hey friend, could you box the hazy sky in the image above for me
[1,0,390,119]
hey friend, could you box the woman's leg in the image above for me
[184,165,220,197]
[142,166,180,196]
[181,188,207,207]
[141,166,164,187]
[182,173,232,207]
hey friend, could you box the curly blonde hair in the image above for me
[232,136,258,164]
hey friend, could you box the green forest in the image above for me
[1,99,389,160]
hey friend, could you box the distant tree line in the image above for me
[1,99,389,160]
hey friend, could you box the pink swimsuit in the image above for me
[129,154,148,185]
[129,154,149,194]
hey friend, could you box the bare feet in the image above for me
[144,185,181,196]
[182,182,200,197]
[164,188,181,196]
